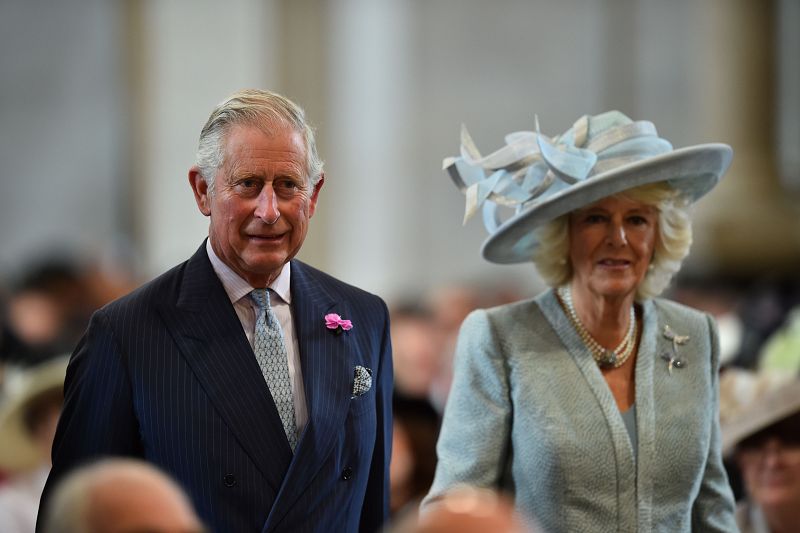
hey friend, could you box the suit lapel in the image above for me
[157,243,292,493]
[265,260,354,530]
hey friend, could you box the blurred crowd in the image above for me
[0,255,799,532]
[0,255,138,531]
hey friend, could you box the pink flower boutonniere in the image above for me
[325,313,353,335]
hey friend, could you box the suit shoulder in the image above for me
[100,260,188,317]
[292,260,386,306]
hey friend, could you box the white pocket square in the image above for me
[352,366,372,398]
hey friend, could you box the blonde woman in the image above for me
[424,111,738,532]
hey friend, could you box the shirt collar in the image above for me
[206,239,292,305]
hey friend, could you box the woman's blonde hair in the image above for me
[531,182,692,300]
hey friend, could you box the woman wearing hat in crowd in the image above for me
[0,357,68,533]
[422,111,738,531]
[722,373,800,532]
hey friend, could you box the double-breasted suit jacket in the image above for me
[426,289,737,532]
[39,243,393,533]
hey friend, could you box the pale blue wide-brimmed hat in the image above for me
[444,111,733,264]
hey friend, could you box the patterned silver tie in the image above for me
[250,288,298,451]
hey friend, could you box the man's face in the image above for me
[190,123,323,287]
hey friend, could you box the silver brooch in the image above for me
[661,325,689,375]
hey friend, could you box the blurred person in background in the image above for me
[426,284,525,412]
[390,395,439,517]
[670,276,746,368]
[727,279,800,371]
[39,458,205,533]
[423,111,737,531]
[0,260,86,368]
[721,371,800,533]
[756,304,800,375]
[38,89,393,533]
[0,356,67,533]
[388,303,444,517]
[390,302,444,405]
[0,257,137,371]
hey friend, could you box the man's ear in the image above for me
[189,166,212,216]
[308,173,324,218]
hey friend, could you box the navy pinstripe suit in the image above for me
[38,242,393,533]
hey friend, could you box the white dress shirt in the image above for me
[206,240,308,434]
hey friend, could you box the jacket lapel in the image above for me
[264,260,354,531]
[538,291,637,473]
[157,243,292,493]
[633,298,657,532]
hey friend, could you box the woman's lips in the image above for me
[597,258,631,269]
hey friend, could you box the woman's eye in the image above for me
[585,214,606,224]
[628,215,648,225]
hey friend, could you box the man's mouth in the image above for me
[248,233,284,241]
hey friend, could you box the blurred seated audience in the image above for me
[0,256,138,371]
[390,301,444,404]
[426,284,526,411]
[721,370,800,533]
[758,306,800,375]
[672,275,800,372]
[38,458,205,533]
[670,276,745,367]
[3,259,91,366]
[728,278,800,370]
[389,485,537,533]
[391,396,440,516]
[0,356,68,533]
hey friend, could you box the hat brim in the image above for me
[481,143,733,264]
[0,357,68,471]
[721,380,800,457]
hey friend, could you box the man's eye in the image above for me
[240,179,258,188]
[277,179,300,190]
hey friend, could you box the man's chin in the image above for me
[232,252,288,280]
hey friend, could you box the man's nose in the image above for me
[254,185,280,224]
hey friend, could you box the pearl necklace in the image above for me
[556,285,638,369]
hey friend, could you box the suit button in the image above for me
[341,467,353,481]
[223,474,237,487]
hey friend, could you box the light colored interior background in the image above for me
[1,0,798,304]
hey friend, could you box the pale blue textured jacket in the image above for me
[425,290,738,532]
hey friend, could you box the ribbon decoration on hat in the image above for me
[443,111,673,234]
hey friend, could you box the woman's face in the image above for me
[737,436,800,511]
[568,196,658,300]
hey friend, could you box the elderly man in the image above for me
[39,459,205,533]
[37,90,393,533]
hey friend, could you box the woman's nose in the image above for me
[607,222,627,247]
[761,438,785,466]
